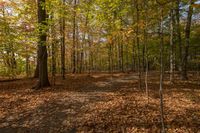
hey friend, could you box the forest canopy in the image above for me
[0,0,199,81]
[0,0,199,82]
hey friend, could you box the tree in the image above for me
[34,0,50,89]
[170,8,175,83]
[135,0,141,89]
[175,0,183,74]
[156,1,166,132]
[34,50,39,78]
[0,0,199,85]
[159,6,165,133]
[60,0,66,79]
[72,0,77,74]
[143,0,149,101]
[181,0,195,80]
[50,13,56,86]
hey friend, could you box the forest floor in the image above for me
[0,72,199,133]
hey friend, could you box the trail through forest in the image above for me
[0,72,199,132]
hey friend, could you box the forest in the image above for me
[0,0,200,132]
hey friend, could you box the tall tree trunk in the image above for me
[136,0,141,89]
[175,0,183,73]
[80,35,84,73]
[76,16,80,73]
[144,0,149,101]
[159,6,165,133]
[82,13,89,73]
[34,0,50,89]
[170,9,175,83]
[72,0,77,74]
[51,14,56,85]
[181,0,194,80]
[60,0,66,79]
[131,0,136,72]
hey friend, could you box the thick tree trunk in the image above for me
[34,0,50,89]
[181,0,194,80]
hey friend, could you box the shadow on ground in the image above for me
[0,73,199,132]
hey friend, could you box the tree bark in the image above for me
[60,0,66,79]
[170,9,175,83]
[72,0,77,74]
[51,14,56,86]
[144,0,149,101]
[76,14,80,73]
[34,0,50,89]
[33,49,39,78]
[159,6,165,133]
[136,0,141,89]
[175,0,183,73]
[181,0,194,80]
[88,35,94,74]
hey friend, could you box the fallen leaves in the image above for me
[0,73,199,132]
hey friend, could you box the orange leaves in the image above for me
[192,4,200,8]
[0,2,6,7]
[0,0,18,9]
[0,73,200,132]
[0,1,7,9]
[107,27,134,44]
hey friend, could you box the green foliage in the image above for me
[0,0,199,78]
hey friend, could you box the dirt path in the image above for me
[0,73,199,132]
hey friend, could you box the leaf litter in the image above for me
[0,73,199,132]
